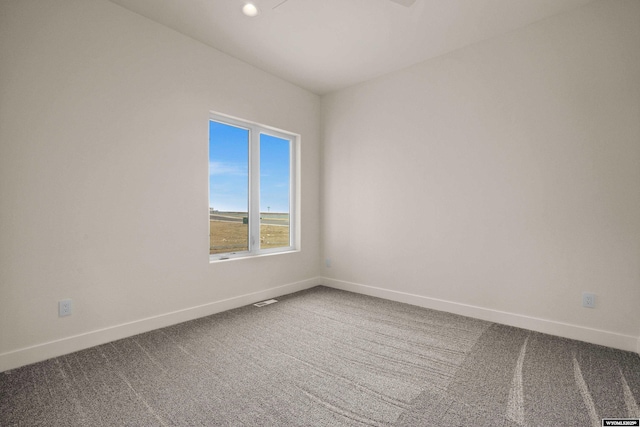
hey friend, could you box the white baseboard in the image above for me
[0,277,320,372]
[321,277,640,354]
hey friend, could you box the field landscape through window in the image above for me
[209,211,290,254]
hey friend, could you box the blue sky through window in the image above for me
[260,133,290,214]
[209,121,249,212]
[209,121,290,213]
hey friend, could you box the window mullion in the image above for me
[249,127,261,253]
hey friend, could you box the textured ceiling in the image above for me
[109,0,595,94]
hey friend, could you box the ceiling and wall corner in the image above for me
[108,0,595,94]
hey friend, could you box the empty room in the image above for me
[1,0,639,425]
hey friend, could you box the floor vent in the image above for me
[253,299,278,307]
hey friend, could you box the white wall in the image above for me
[0,0,321,371]
[1,0,638,372]
[321,0,640,351]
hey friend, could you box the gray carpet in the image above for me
[1,286,639,426]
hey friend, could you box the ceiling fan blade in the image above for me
[273,0,289,9]
[388,0,417,6]
[273,0,416,9]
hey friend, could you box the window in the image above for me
[208,112,297,260]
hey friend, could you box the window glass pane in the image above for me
[259,133,290,249]
[209,121,249,254]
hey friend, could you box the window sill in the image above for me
[209,248,300,263]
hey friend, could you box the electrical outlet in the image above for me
[59,299,72,317]
[325,258,331,268]
[582,292,595,308]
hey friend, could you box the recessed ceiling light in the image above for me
[242,3,259,17]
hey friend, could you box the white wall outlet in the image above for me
[582,292,595,308]
[59,299,72,317]
[325,258,331,268]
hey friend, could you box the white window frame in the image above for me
[209,111,299,262]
